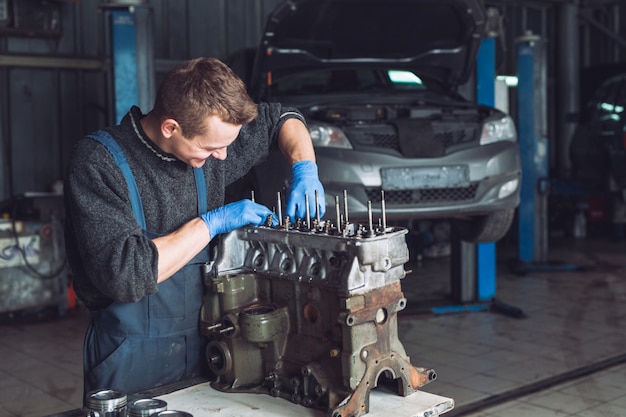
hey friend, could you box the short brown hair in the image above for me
[152,57,258,138]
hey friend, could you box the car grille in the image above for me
[345,122,479,153]
[365,183,479,205]
[344,125,398,148]
[432,122,479,147]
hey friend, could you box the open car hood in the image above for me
[253,0,487,89]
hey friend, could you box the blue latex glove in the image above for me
[286,160,326,221]
[200,199,277,238]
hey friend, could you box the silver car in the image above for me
[228,0,521,243]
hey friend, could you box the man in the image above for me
[64,57,325,398]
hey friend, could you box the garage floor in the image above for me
[1,235,626,417]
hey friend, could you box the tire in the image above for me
[452,208,515,243]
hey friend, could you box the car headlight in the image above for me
[480,115,517,145]
[307,122,353,149]
[498,178,519,199]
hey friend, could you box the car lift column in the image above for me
[475,36,498,303]
[448,35,497,310]
[512,16,587,274]
[449,36,495,308]
[516,32,550,268]
[447,26,523,318]
[103,1,154,124]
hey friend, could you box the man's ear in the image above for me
[161,119,180,139]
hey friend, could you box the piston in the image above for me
[127,398,167,417]
[85,389,127,417]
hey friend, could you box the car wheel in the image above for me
[452,208,515,243]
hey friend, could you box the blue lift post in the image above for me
[111,9,139,124]
[107,4,155,124]
[442,37,524,318]
[475,37,497,303]
[517,32,549,265]
[512,32,584,274]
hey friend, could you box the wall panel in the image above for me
[0,0,623,202]
[0,0,285,201]
[9,68,61,191]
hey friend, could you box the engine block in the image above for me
[200,217,436,417]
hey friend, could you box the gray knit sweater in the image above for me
[65,104,304,310]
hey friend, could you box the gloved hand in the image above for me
[200,199,277,238]
[286,160,326,221]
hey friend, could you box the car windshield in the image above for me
[272,68,432,95]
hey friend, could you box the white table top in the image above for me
[156,382,454,417]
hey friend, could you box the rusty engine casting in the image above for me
[200,192,436,417]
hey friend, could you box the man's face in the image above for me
[171,115,242,168]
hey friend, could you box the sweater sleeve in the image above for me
[65,138,159,308]
[223,102,305,187]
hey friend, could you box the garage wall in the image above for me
[0,0,282,203]
[151,0,281,63]
[491,0,626,176]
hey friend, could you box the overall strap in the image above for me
[193,168,207,214]
[86,129,208,222]
[86,130,147,229]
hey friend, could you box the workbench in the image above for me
[153,381,454,417]
[49,379,453,417]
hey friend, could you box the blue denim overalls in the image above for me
[83,130,209,397]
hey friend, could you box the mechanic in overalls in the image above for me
[64,57,325,401]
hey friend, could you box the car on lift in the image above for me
[570,71,626,194]
[227,0,521,243]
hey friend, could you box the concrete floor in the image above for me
[1,235,626,417]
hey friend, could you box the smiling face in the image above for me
[162,115,242,168]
